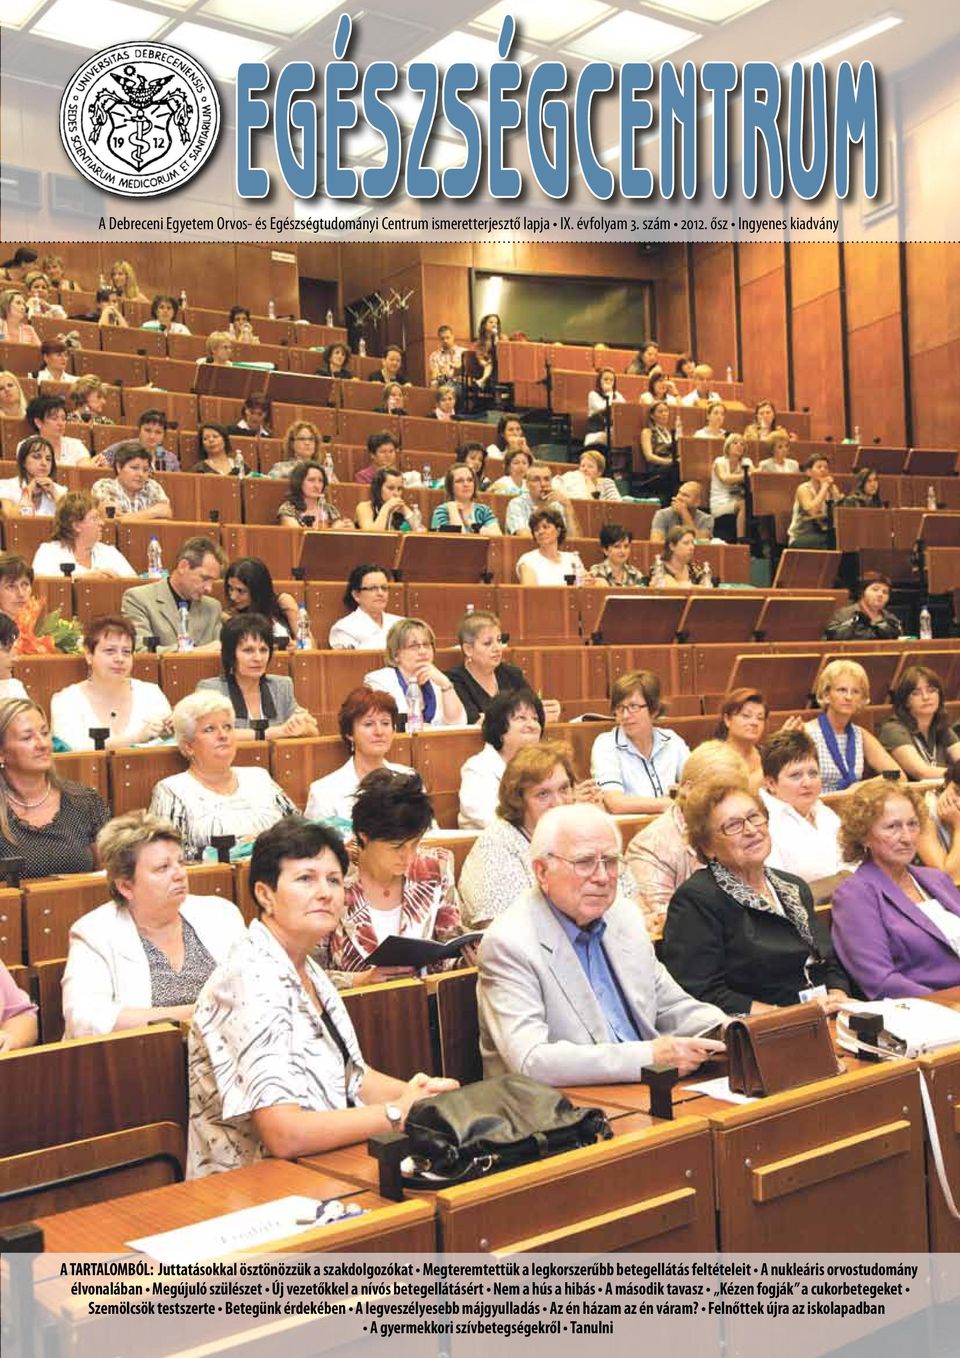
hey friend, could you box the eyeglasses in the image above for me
[546,852,624,878]
[718,811,768,838]
[616,702,648,716]
[357,584,389,593]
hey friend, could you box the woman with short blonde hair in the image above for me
[804,660,900,794]
[364,618,466,728]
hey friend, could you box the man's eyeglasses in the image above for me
[546,852,624,878]
[718,811,768,838]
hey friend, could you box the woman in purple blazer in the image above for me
[833,780,960,998]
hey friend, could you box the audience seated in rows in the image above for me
[832,780,960,999]
[148,691,295,861]
[51,614,171,750]
[662,781,850,1015]
[62,811,245,1038]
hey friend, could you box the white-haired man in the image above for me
[477,804,726,1084]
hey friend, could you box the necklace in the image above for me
[8,779,52,810]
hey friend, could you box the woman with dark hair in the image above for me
[319,342,354,380]
[224,556,301,641]
[305,686,414,823]
[878,666,960,781]
[584,367,625,448]
[639,399,675,473]
[0,436,65,519]
[429,462,501,535]
[355,467,421,533]
[645,525,707,588]
[460,442,489,489]
[196,614,317,741]
[788,454,841,549]
[326,769,472,985]
[0,699,109,877]
[486,446,531,496]
[840,466,883,509]
[487,413,529,467]
[516,507,583,586]
[640,371,679,406]
[588,523,644,587]
[277,459,350,529]
[468,313,500,390]
[714,688,771,791]
[663,782,849,1014]
[458,689,545,830]
[328,563,402,650]
[626,340,662,377]
[227,305,258,344]
[189,423,248,477]
[368,344,408,387]
[744,399,793,442]
[142,295,190,335]
[824,572,902,641]
[33,491,135,578]
[675,352,697,379]
[0,289,41,345]
[188,817,457,1176]
[51,614,170,750]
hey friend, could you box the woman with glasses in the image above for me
[268,420,327,480]
[328,563,402,650]
[591,670,691,816]
[364,618,467,728]
[662,781,849,1014]
[878,665,960,782]
[804,660,900,795]
[832,781,960,998]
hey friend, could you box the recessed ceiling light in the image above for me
[198,0,339,36]
[472,0,613,44]
[164,21,275,79]
[407,30,534,74]
[643,0,770,23]
[563,11,699,63]
[31,0,165,46]
[0,0,45,29]
[790,14,903,66]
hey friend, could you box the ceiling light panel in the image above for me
[471,0,613,45]
[164,20,276,79]
[643,0,771,23]
[563,11,699,63]
[30,0,166,46]
[0,0,45,29]
[791,15,903,66]
[198,0,339,36]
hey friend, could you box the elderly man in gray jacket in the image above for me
[478,804,726,1084]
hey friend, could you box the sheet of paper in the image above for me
[685,1075,757,1105]
[127,1195,332,1263]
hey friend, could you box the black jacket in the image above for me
[823,603,902,641]
[444,662,528,726]
[661,866,848,1014]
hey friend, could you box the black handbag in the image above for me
[401,1074,612,1185]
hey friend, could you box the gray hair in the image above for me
[530,804,622,863]
[172,690,234,753]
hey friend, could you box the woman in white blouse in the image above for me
[364,618,466,729]
[760,729,852,894]
[63,810,245,1038]
[149,692,297,861]
[187,818,457,1176]
[328,563,402,650]
[32,491,136,579]
[709,431,753,542]
[555,448,622,501]
[305,686,414,824]
[693,400,727,440]
[458,689,545,830]
[516,507,586,587]
[51,614,171,751]
[0,437,66,520]
[583,368,625,449]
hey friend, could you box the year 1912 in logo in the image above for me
[59,43,220,197]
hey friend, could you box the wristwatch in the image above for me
[385,1103,403,1130]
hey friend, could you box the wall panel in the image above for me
[792,292,846,441]
[692,244,736,377]
[910,340,960,448]
[739,259,788,410]
[656,245,691,355]
[843,243,901,332]
[790,244,839,307]
[847,315,907,448]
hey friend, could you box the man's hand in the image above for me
[649,1034,727,1076]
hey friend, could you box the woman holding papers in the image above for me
[324,768,473,986]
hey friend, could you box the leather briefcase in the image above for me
[726,1002,842,1097]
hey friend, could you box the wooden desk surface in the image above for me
[33,1159,433,1256]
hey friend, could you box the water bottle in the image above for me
[296,604,311,650]
[325,309,334,327]
[465,603,475,616]
[853,425,861,444]
[422,462,432,487]
[926,485,938,511]
[323,449,336,483]
[649,558,666,587]
[178,289,187,310]
[701,560,714,588]
[919,605,933,641]
[358,337,367,357]
[406,679,424,733]
[176,601,193,652]
[147,536,163,578]
[674,412,683,440]
[267,299,276,320]
[725,364,733,384]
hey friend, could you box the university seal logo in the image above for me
[59,44,220,197]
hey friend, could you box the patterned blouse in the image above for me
[6,783,109,878]
[187,920,365,1177]
[325,845,463,981]
[804,718,865,795]
[141,917,216,1007]
[91,476,170,516]
[276,498,342,526]
[587,559,645,587]
[149,767,296,862]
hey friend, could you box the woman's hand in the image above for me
[414,661,447,689]
[778,715,806,733]
[816,989,850,1016]
[459,941,481,968]
[398,1071,460,1118]
[278,711,319,739]
[356,965,418,986]
[136,716,171,743]
[443,500,463,524]
[572,778,604,805]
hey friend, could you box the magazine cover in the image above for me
[1,2,958,1356]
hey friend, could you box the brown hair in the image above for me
[52,490,96,548]
[610,669,663,718]
[96,810,183,905]
[0,699,62,844]
[83,613,136,654]
[714,688,768,740]
[837,779,928,864]
[337,685,398,747]
[496,741,577,828]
